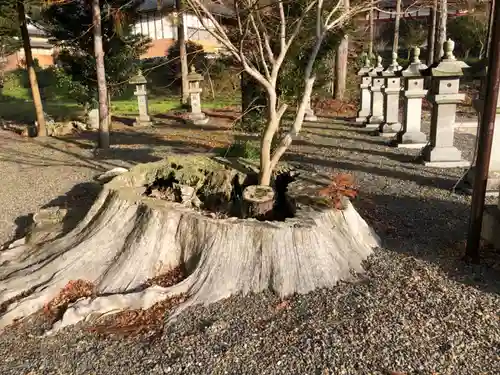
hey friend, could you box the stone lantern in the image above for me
[129,69,152,127]
[396,46,428,148]
[379,52,403,137]
[355,53,373,124]
[366,55,385,129]
[187,65,209,125]
[420,39,470,167]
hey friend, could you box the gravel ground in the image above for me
[0,120,499,375]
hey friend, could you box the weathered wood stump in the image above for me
[0,155,380,333]
[242,185,275,219]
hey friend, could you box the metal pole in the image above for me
[465,0,500,263]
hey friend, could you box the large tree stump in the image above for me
[0,156,380,333]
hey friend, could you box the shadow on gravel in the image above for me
[355,192,500,296]
[292,140,422,164]
[285,153,455,190]
[301,129,387,145]
[48,131,222,168]
[12,182,103,243]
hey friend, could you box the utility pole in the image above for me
[465,0,500,262]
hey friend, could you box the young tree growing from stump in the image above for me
[182,0,370,214]
[184,0,370,187]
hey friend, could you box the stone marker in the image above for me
[421,39,470,168]
[129,70,152,127]
[356,53,373,124]
[187,66,209,125]
[366,55,385,129]
[396,46,429,148]
[379,52,402,137]
[86,108,99,130]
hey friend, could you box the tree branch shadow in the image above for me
[284,153,457,190]
[12,182,103,242]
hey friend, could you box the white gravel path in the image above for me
[0,122,499,375]
[0,130,106,243]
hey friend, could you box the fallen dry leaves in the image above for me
[88,295,185,337]
[145,265,186,288]
[313,98,357,116]
[88,266,187,337]
[43,280,95,323]
[274,299,290,312]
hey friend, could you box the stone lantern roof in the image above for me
[187,65,204,82]
[422,39,470,77]
[129,69,148,85]
[402,47,428,77]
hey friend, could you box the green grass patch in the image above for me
[0,94,239,124]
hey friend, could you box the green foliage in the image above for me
[235,107,266,133]
[0,0,20,76]
[39,0,150,107]
[448,15,488,58]
[278,32,343,101]
[140,52,239,100]
[278,8,350,102]
[51,67,90,105]
[218,139,260,160]
[0,1,18,38]
[380,18,427,55]
[140,41,208,96]
[167,40,208,77]
[1,64,87,102]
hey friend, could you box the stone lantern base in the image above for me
[421,145,470,168]
[395,135,427,149]
[304,109,318,122]
[133,116,153,127]
[379,122,401,138]
[188,112,209,125]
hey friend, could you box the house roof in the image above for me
[377,0,472,9]
[139,0,235,17]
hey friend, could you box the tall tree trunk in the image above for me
[427,0,437,65]
[434,0,447,62]
[107,91,112,131]
[368,0,374,58]
[92,0,109,149]
[176,0,189,106]
[16,0,46,136]
[392,0,401,54]
[334,0,349,100]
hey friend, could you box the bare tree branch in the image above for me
[184,0,372,185]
